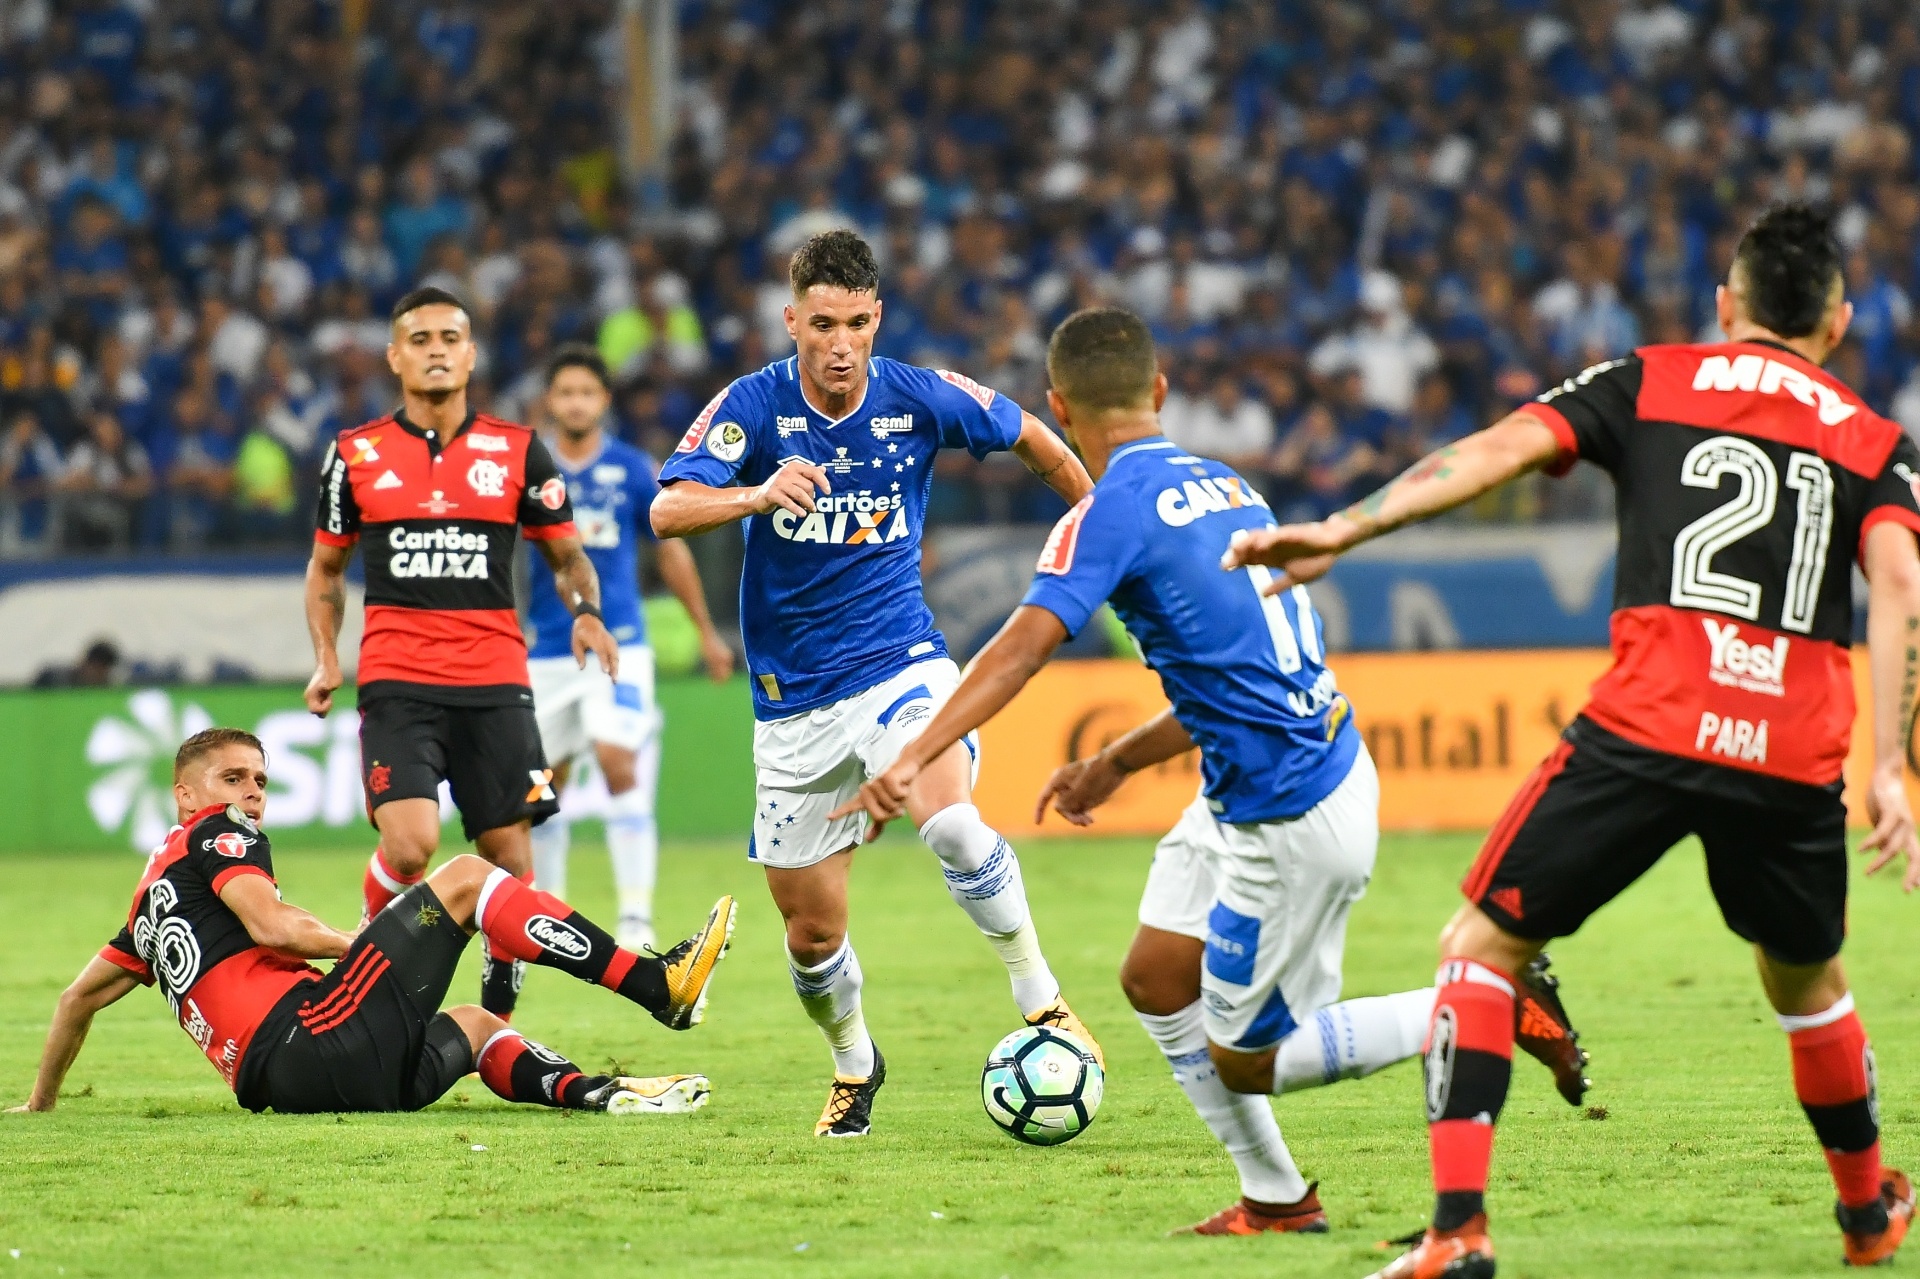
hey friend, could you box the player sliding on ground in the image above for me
[650,230,1102,1137]
[834,307,1586,1235]
[12,728,735,1117]
[1226,202,1920,1277]
[525,344,733,951]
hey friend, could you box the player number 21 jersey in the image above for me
[1531,340,1920,794]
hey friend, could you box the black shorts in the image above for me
[360,693,558,841]
[237,886,474,1114]
[1464,720,1848,966]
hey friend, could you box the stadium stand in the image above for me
[2,0,1920,555]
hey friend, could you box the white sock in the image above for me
[788,939,876,1079]
[920,803,1060,1016]
[530,816,570,899]
[1274,988,1436,1093]
[605,783,658,926]
[1137,1002,1307,1204]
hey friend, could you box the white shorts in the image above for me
[749,658,979,870]
[1138,747,1379,1052]
[529,645,658,764]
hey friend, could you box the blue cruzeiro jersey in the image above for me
[526,435,659,659]
[1021,436,1359,824]
[659,356,1023,719]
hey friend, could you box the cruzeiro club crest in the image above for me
[87,689,215,852]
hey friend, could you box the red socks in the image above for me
[475,867,666,1011]
[1783,995,1883,1209]
[476,1029,603,1108]
[362,845,423,918]
[1426,958,1516,1232]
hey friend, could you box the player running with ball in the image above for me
[525,344,733,950]
[839,308,1583,1234]
[1228,203,1920,1276]
[651,230,1102,1137]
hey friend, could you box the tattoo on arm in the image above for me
[1338,446,1459,530]
[548,541,601,612]
[1903,617,1919,773]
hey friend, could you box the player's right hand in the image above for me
[1861,759,1920,892]
[1034,755,1127,827]
[751,459,831,517]
[1220,525,1345,592]
[305,661,343,716]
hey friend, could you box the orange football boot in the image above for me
[1364,1216,1496,1279]
[1841,1168,1915,1266]
[1175,1183,1329,1235]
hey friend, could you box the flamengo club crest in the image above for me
[467,458,509,497]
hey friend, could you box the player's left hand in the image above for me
[573,613,620,679]
[699,630,735,683]
[1034,755,1126,826]
[829,760,920,841]
[1860,759,1920,891]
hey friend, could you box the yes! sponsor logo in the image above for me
[1155,475,1269,527]
[771,490,909,545]
[526,914,592,960]
[1691,353,1859,426]
[1702,618,1787,697]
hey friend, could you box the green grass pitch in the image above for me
[2,831,1916,1278]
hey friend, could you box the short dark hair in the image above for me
[174,727,265,781]
[390,285,469,325]
[1733,202,1843,338]
[1047,307,1159,412]
[789,230,880,296]
[546,342,611,390]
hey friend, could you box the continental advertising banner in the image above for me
[973,653,1906,837]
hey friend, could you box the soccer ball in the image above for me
[980,1025,1104,1146]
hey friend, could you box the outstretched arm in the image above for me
[1034,708,1195,827]
[831,605,1070,833]
[654,538,734,682]
[1010,412,1094,506]
[1221,410,1563,591]
[303,541,353,715]
[650,460,833,539]
[535,532,621,679]
[12,956,140,1112]
[1863,521,1920,890]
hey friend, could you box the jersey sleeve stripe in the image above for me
[314,530,357,547]
[1859,506,1920,562]
[1524,401,1580,477]
[521,521,578,542]
[209,864,273,895]
[97,945,153,982]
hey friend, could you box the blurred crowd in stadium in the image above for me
[5,0,1920,554]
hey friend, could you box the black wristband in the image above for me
[573,601,603,623]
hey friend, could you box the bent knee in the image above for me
[1208,1042,1275,1094]
[1118,960,1197,1017]
[784,917,846,964]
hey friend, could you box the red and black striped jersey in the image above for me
[100,806,321,1091]
[315,409,577,706]
[1533,340,1920,802]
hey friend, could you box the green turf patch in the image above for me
[0,832,1912,1276]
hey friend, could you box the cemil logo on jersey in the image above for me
[771,491,909,544]
[870,413,913,438]
[1155,476,1269,527]
[1692,353,1859,426]
[1702,618,1788,696]
[205,830,256,859]
[777,415,809,437]
[467,458,509,497]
